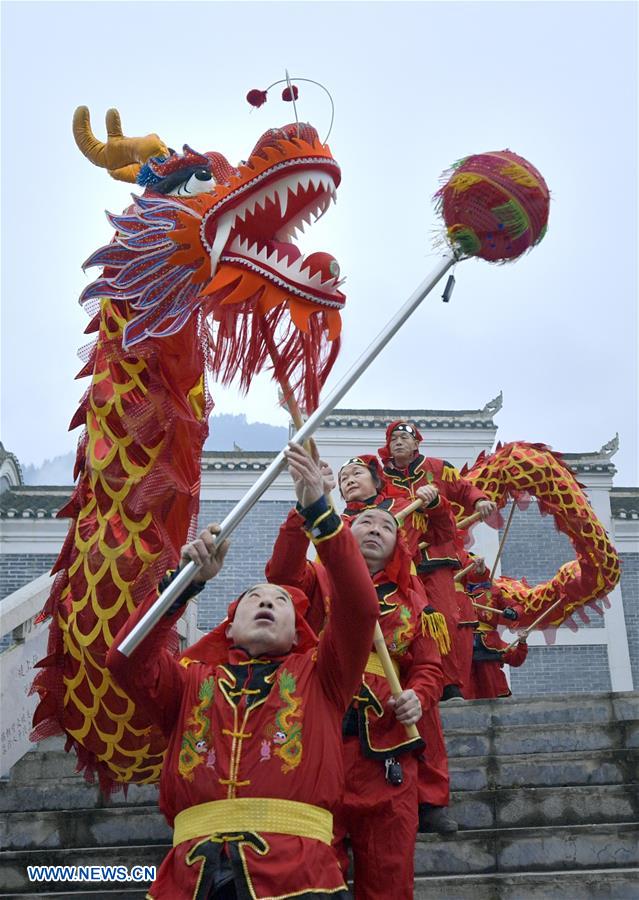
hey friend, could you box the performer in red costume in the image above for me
[454,550,482,699]
[463,559,528,699]
[267,455,447,894]
[106,444,379,900]
[337,456,458,835]
[379,421,496,703]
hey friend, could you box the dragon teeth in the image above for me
[306,270,327,289]
[275,185,289,217]
[231,169,336,229]
[210,212,234,274]
[257,245,270,263]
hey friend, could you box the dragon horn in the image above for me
[72,106,170,184]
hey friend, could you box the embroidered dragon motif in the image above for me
[388,605,414,655]
[178,676,215,781]
[271,669,303,774]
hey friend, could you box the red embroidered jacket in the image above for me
[266,509,443,760]
[471,637,528,699]
[382,454,487,571]
[343,492,458,564]
[107,518,378,900]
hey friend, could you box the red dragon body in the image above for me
[462,441,621,631]
[31,110,346,792]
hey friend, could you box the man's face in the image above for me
[351,508,397,572]
[389,429,419,466]
[226,584,298,657]
[339,463,378,503]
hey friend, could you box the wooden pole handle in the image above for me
[490,500,516,580]
[456,510,482,530]
[372,622,420,740]
[394,498,424,524]
[472,600,505,615]
[453,561,479,583]
[261,322,317,457]
[504,597,563,652]
[504,634,528,654]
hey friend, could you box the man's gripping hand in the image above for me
[472,555,487,575]
[387,689,422,726]
[415,485,439,507]
[475,499,497,521]
[179,524,230,584]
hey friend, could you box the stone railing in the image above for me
[0,575,203,777]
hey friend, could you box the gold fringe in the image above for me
[442,465,458,483]
[422,610,451,656]
[412,511,428,532]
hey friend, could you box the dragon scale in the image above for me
[462,441,620,629]
[33,301,210,787]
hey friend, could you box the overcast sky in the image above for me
[1,1,637,483]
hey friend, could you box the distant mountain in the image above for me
[21,415,288,485]
[23,453,76,486]
[204,414,287,451]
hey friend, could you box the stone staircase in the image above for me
[1,691,637,899]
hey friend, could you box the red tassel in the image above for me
[246,89,268,108]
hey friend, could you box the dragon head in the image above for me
[75,108,345,411]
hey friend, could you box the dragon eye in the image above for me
[169,169,217,197]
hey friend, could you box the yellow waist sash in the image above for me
[173,798,333,847]
[364,651,399,679]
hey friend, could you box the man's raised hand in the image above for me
[284,442,325,509]
[320,460,336,498]
[179,523,230,583]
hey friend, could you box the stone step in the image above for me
[0,776,157,814]
[439,691,638,730]
[414,822,639,876]
[2,824,637,893]
[9,717,636,790]
[413,867,639,899]
[445,720,637,758]
[2,746,636,815]
[0,845,165,895]
[451,783,639,831]
[5,782,639,851]
[0,894,146,900]
[451,748,637,792]
[0,806,171,851]
[0,738,157,813]
[6,692,636,786]
[5,870,639,900]
[2,693,635,814]
[1,894,146,900]
[3,869,639,900]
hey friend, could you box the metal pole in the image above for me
[118,251,457,656]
